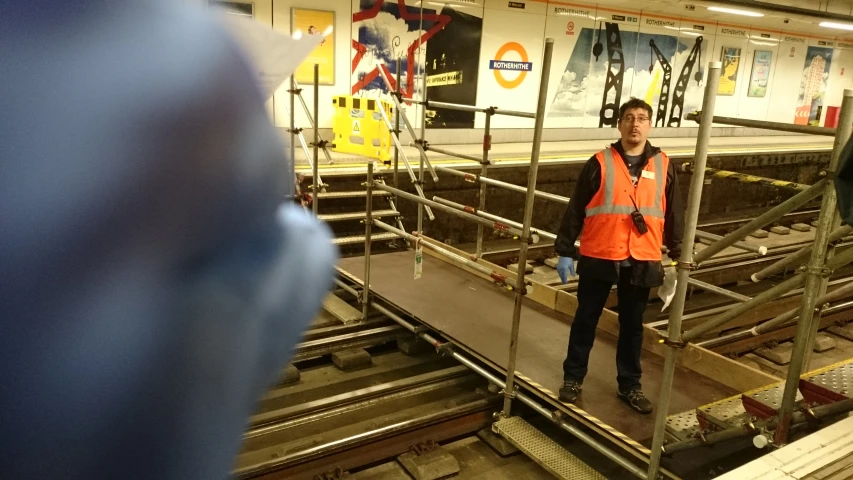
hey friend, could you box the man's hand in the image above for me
[556,256,575,284]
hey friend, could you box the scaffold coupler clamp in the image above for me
[435,341,453,356]
[659,335,687,349]
[484,106,498,116]
[415,138,429,150]
[675,259,698,271]
[820,169,837,180]
[287,86,302,95]
[806,265,833,277]
[499,387,516,400]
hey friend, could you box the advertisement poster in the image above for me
[748,50,773,97]
[718,46,741,96]
[424,3,484,129]
[795,46,833,125]
[292,8,335,85]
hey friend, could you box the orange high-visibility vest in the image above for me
[579,147,669,261]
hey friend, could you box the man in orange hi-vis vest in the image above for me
[554,98,683,414]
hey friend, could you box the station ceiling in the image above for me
[592,0,853,40]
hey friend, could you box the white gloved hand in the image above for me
[658,267,678,311]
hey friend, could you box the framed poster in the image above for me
[748,50,773,97]
[292,8,335,85]
[718,46,742,96]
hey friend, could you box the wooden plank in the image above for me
[322,293,362,325]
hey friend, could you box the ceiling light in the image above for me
[708,6,764,17]
[820,21,853,31]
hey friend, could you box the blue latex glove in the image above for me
[556,256,575,284]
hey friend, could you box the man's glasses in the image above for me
[621,115,650,124]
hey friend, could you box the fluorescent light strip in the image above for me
[820,21,853,31]
[708,6,764,17]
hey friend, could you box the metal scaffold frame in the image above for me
[370,55,569,256]
[645,63,853,478]
[288,64,334,214]
[359,38,653,479]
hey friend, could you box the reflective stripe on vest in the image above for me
[585,148,666,218]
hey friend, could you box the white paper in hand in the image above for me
[219,13,325,100]
[658,267,678,311]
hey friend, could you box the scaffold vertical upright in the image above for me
[647,61,722,480]
[502,38,554,417]
[775,89,853,444]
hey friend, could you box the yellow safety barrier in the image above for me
[331,95,393,162]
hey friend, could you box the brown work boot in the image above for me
[618,389,653,414]
[558,380,582,403]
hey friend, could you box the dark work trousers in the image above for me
[562,266,650,392]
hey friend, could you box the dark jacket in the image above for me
[554,141,684,288]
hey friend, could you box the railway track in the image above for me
[232,210,853,480]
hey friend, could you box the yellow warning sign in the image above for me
[352,120,361,135]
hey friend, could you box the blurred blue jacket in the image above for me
[0,1,336,478]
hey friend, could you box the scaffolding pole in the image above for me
[362,164,375,320]
[685,111,837,136]
[435,166,570,204]
[692,179,826,264]
[393,59,401,196]
[293,79,334,165]
[750,225,853,283]
[411,99,536,118]
[682,166,811,192]
[423,145,484,163]
[376,104,435,221]
[432,196,548,242]
[289,76,296,186]
[312,64,320,215]
[646,61,722,480]
[418,69,428,233]
[372,220,523,290]
[377,67,439,184]
[502,38,554,418]
[683,232,853,343]
[754,279,853,335]
[775,89,853,445]
[686,277,751,302]
[288,80,327,194]
[663,397,853,454]
[476,112,493,258]
[375,184,530,240]
[695,230,767,256]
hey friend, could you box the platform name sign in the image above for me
[508,1,525,9]
[551,6,592,18]
[644,18,677,29]
[489,42,533,89]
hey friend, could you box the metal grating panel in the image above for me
[743,383,803,419]
[665,410,702,441]
[492,416,606,480]
[698,395,750,430]
[332,232,399,245]
[804,362,853,399]
[319,209,398,222]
